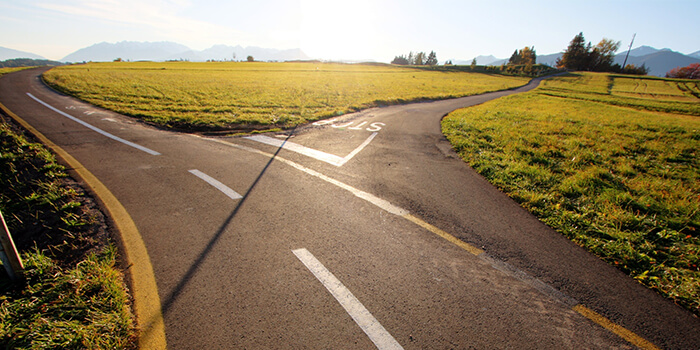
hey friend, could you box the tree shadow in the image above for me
[159,128,296,316]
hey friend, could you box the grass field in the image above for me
[0,120,134,348]
[43,61,530,131]
[443,72,700,315]
[538,73,700,115]
[0,67,32,75]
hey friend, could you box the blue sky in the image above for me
[1,0,698,62]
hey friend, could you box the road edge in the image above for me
[0,101,167,350]
[207,135,661,350]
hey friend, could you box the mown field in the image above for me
[43,61,530,131]
[443,72,700,315]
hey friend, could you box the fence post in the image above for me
[0,209,23,281]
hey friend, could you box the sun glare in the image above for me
[300,0,379,61]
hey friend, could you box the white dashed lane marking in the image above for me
[292,248,404,350]
[26,93,161,156]
[188,169,243,200]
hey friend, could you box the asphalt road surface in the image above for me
[1,68,698,349]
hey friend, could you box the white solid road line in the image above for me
[341,132,378,166]
[200,134,660,350]
[245,134,344,165]
[26,93,161,156]
[245,132,378,167]
[202,137,409,215]
[292,248,404,350]
[188,169,243,200]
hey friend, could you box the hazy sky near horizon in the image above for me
[1,0,698,62]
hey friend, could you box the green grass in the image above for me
[0,67,32,76]
[0,121,134,349]
[0,247,133,349]
[538,72,700,115]
[43,61,530,131]
[442,72,700,315]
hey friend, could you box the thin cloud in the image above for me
[33,0,252,49]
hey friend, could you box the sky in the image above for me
[1,0,699,62]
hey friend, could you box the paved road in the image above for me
[1,68,698,349]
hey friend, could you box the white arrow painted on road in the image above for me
[245,132,377,167]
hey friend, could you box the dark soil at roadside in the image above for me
[0,113,110,268]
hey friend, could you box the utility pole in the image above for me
[622,33,636,69]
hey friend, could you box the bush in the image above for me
[666,63,700,79]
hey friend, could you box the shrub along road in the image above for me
[0,67,698,349]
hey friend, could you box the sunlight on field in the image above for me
[43,61,529,131]
[611,76,700,102]
[538,73,700,115]
[0,67,31,76]
[443,72,700,315]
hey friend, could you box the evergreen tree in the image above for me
[557,32,590,70]
[508,47,536,66]
[508,50,521,65]
[426,51,438,65]
[391,55,409,65]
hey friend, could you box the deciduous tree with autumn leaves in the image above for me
[666,63,700,79]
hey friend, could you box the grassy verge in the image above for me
[442,72,699,315]
[0,67,33,75]
[42,61,530,131]
[0,119,135,348]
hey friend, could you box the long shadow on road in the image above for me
[158,128,296,316]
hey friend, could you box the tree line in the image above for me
[556,32,648,75]
[0,58,63,68]
[391,51,438,66]
[508,47,536,66]
[388,32,655,77]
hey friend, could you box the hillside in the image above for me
[614,50,700,77]
[61,41,191,62]
[0,58,64,68]
[0,46,45,60]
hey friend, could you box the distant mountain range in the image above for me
[2,42,699,77]
[469,45,700,77]
[58,41,309,63]
[0,46,46,60]
[616,48,700,77]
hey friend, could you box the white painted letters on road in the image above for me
[313,119,385,132]
[348,121,368,130]
[366,122,385,132]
